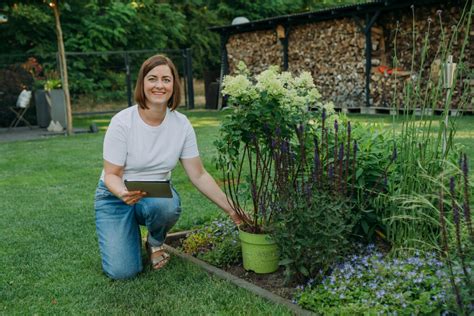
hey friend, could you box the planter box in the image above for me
[34,90,51,128]
[48,89,67,128]
[164,231,314,316]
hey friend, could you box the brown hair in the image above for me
[134,54,181,111]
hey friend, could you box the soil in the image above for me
[166,236,297,301]
[223,264,296,300]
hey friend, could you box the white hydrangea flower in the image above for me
[222,74,252,97]
[295,71,315,90]
[306,88,322,105]
[278,72,294,88]
[236,61,250,76]
[323,101,336,116]
[256,68,286,97]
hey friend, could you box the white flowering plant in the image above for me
[215,62,334,233]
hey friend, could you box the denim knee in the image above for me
[105,263,142,280]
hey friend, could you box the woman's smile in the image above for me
[144,65,174,108]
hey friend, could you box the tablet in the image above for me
[124,180,173,198]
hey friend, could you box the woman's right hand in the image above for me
[119,189,147,205]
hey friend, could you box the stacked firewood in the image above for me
[371,6,469,109]
[223,5,470,110]
[288,18,366,108]
[227,30,282,75]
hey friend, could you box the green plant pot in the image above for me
[238,229,279,274]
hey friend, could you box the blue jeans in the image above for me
[94,180,181,280]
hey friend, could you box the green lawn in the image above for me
[0,109,290,315]
[1,108,472,314]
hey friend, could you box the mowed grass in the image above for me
[347,113,474,167]
[0,109,291,315]
[1,108,472,314]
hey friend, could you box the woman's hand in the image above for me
[119,189,147,205]
[228,209,251,227]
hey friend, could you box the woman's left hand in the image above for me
[228,209,250,226]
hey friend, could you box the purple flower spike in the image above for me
[450,177,455,195]
[275,126,281,136]
[453,204,460,227]
[329,166,334,179]
[353,140,358,153]
[271,138,277,149]
[462,153,469,176]
[392,146,398,161]
[322,108,326,121]
[347,121,351,134]
[339,143,344,160]
[334,120,339,133]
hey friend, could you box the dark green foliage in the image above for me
[201,234,241,268]
[0,1,366,80]
[0,63,36,127]
[272,191,359,283]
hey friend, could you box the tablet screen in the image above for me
[124,180,173,198]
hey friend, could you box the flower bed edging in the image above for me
[164,232,315,316]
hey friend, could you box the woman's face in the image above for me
[144,64,174,108]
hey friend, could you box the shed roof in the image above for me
[209,0,466,35]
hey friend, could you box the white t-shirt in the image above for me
[100,105,199,181]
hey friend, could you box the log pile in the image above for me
[223,4,471,110]
[371,5,470,109]
[288,18,366,108]
[227,30,282,75]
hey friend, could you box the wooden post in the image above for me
[217,33,229,110]
[49,0,73,135]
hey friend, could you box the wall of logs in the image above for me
[224,3,472,110]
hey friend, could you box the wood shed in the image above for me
[210,0,473,113]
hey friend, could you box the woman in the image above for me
[94,54,242,280]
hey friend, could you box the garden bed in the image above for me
[164,231,314,316]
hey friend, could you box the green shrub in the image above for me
[271,190,359,283]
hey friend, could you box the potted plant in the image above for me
[214,63,326,273]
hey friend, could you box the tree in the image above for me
[49,0,73,135]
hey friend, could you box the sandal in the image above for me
[146,241,170,270]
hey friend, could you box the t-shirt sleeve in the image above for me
[103,116,128,166]
[180,121,199,159]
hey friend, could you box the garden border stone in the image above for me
[164,231,315,316]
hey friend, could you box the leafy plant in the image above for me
[182,218,241,268]
[44,78,61,91]
[215,62,326,233]
[269,110,394,282]
[201,234,241,268]
[272,191,359,283]
[296,245,458,315]
[182,226,215,256]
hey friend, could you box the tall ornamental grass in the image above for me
[381,2,473,251]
